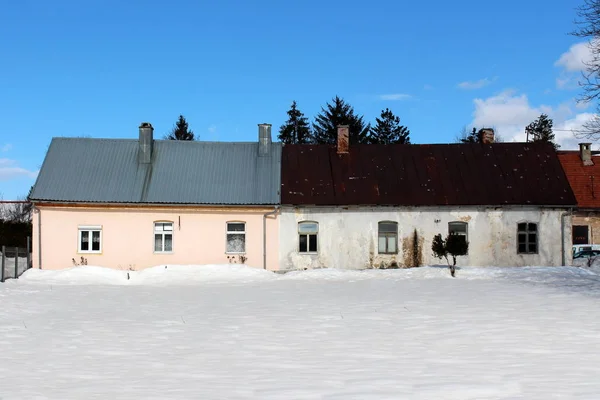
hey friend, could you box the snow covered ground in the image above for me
[1,264,600,399]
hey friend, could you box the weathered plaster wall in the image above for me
[279,206,571,270]
[32,205,279,271]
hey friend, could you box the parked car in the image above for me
[573,249,600,259]
[572,244,600,256]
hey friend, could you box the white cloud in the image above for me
[457,78,494,90]
[555,42,593,72]
[0,144,12,152]
[555,42,594,89]
[379,93,412,101]
[0,158,38,181]
[471,90,596,150]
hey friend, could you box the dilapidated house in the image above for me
[279,126,577,270]
[558,143,600,247]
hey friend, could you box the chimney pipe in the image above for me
[481,128,495,144]
[337,125,349,154]
[580,143,594,166]
[258,123,272,157]
[139,122,154,164]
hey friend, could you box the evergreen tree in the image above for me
[431,233,469,277]
[165,115,195,141]
[457,126,502,143]
[459,127,481,143]
[312,96,371,144]
[370,108,411,144]
[278,101,313,144]
[525,114,559,149]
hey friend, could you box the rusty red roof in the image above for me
[281,142,576,206]
[557,151,600,209]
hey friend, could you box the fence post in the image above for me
[14,246,19,279]
[27,236,31,271]
[1,245,5,283]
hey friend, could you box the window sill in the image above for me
[78,251,102,255]
[225,252,247,255]
[378,252,398,255]
[154,251,174,255]
[298,252,318,255]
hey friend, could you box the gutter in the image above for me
[561,208,573,266]
[33,205,42,269]
[263,206,280,270]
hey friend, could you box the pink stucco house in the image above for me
[28,123,281,271]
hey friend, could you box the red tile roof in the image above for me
[557,151,600,209]
[282,142,576,206]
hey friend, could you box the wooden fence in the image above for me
[1,239,32,282]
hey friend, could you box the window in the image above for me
[378,221,398,254]
[517,222,538,254]
[298,221,318,253]
[154,222,173,253]
[573,225,589,245]
[226,222,246,253]
[78,226,102,253]
[449,221,468,252]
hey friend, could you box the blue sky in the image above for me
[0,0,593,199]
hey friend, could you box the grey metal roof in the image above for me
[30,138,282,205]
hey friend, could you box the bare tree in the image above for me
[572,0,600,138]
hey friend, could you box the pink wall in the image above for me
[31,205,280,271]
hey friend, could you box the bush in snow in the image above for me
[431,233,469,277]
[72,257,88,266]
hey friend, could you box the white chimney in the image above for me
[138,122,154,164]
[258,123,272,157]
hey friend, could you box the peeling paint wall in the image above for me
[279,206,571,270]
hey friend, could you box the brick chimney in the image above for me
[481,128,495,144]
[138,122,154,164]
[580,143,594,166]
[337,125,349,154]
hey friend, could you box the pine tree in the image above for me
[278,101,313,144]
[525,114,559,149]
[459,127,481,143]
[370,108,411,144]
[166,115,195,141]
[312,96,371,144]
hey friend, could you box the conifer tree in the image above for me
[370,108,411,144]
[459,127,481,143]
[312,96,370,144]
[525,114,559,149]
[278,101,312,144]
[166,115,195,141]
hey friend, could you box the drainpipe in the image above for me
[263,207,280,270]
[561,209,573,266]
[33,206,42,269]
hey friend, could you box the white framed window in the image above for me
[78,225,102,253]
[449,221,468,253]
[154,222,173,253]
[226,222,246,253]
[298,221,318,253]
[517,222,538,254]
[378,221,398,254]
